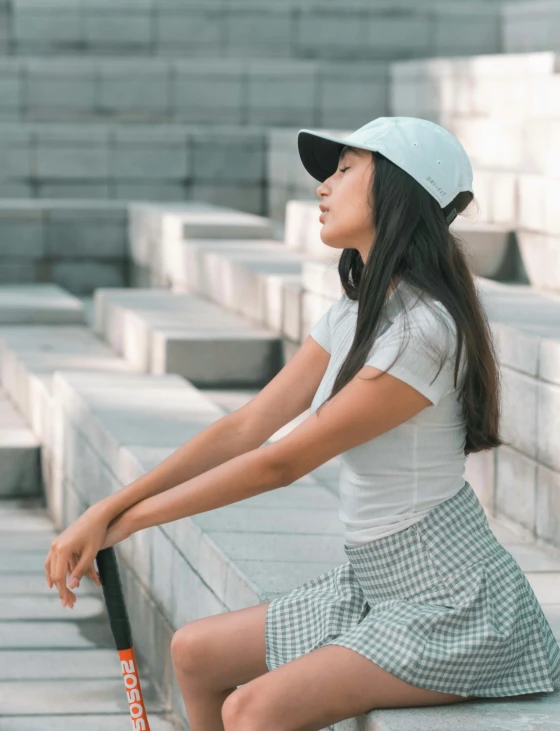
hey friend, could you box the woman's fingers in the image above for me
[84,562,101,586]
[44,550,52,589]
[50,545,76,607]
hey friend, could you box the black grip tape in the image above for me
[96,546,133,651]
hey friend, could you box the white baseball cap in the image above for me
[298,116,474,225]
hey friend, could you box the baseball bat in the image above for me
[96,546,151,731]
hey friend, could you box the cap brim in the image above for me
[298,130,347,183]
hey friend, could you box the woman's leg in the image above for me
[170,601,271,731]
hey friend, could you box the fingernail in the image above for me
[69,578,78,588]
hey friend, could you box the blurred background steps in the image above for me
[0,388,41,497]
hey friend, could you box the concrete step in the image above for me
[6,0,516,61]
[0,498,184,730]
[0,283,85,325]
[128,200,273,288]
[0,55,388,129]
[0,321,136,525]
[92,287,288,385]
[0,200,128,295]
[0,123,268,215]
[0,389,41,497]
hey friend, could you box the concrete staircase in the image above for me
[0,0,559,727]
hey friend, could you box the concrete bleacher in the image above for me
[3,0,529,60]
[0,0,559,727]
[0,123,268,214]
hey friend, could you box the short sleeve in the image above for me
[364,305,464,406]
[309,298,338,354]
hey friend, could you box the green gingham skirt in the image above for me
[265,481,560,698]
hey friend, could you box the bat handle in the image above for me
[97,547,152,731]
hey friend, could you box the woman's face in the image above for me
[316,147,375,263]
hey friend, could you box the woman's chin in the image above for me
[319,228,346,250]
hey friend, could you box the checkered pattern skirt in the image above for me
[265,481,560,698]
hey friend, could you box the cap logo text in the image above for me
[426,176,446,197]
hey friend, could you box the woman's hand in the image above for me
[44,503,110,609]
[45,502,141,609]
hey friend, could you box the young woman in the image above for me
[45,116,560,731]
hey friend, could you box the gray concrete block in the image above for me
[0,284,85,324]
[227,9,290,57]
[13,9,82,45]
[191,130,265,183]
[172,63,243,122]
[51,260,127,296]
[155,7,223,49]
[538,378,560,473]
[247,63,316,126]
[98,63,170,116]
[536,464,560,547]
[0,144,30,179]
[434,6,501,56]
[500,368,538,459]
[38,182,112,200]
[24,63,96,115]
[84,12,152,47]
[0,260,37,284]
[45,219,127,258]
[112,144,188,181]
[495,445,537,534]
[36,144,109,180]
[0,219,44,258]
[111,181,187,202]
[51,370,212,484]
[94,288,282,383]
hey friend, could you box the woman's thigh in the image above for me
[171,601,271,690]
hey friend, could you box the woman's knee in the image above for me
[171,622,212,674]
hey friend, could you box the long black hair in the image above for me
[315,146,510,457]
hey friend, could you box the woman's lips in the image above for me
[319,211,327,222]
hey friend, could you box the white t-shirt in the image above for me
[309,280,468,547]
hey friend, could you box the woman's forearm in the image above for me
[96,411,267,524]
[124,445,285,536]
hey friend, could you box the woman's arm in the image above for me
[101,444,286,547]
[96,411,271,525]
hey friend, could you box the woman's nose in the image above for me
[316,180,328,198]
